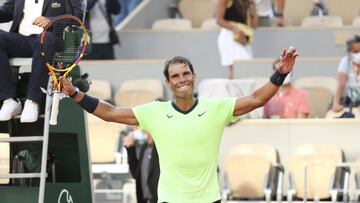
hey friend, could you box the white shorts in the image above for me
[217,28,253,66]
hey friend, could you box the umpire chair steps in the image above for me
[0,58,94,203]
[0,58,52,203]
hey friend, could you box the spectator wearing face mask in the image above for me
[123,127,159,203]
[332,35,360,113]
[263,59,310,118]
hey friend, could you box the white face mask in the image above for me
[351,52,360,65]
[282,72,293,85]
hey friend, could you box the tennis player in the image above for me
[60,47,298,203]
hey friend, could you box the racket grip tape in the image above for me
[50,92,61,125]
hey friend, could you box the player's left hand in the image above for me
[33,16,51,28]
[277,46,299,74]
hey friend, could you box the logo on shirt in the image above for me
[51,2,61,8]
[166,114,173,119]
[198,111,206,117]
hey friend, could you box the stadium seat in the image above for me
[287,144,348,201]
[87,113,125,163]
[294,76,337,95]
[198,78,260,118]
[295,144,342,158]
[88,97,128,200]
[352,16,360,27]
[200,18,220,31]
[223,144,284,201]
[301,16,343,27]
[326,0,360,25]
[151,18,192,30]
[355,158,360,201]
[228,144,279,165]
[284,0,314,26]
[85,69,125,164]
[224,156,272,199]
[87,79,112,102]
[238,77,268,118]
[239,76,268,90]
[114,79,164,107]
[178,0,216,28]
[294,76,337,118]
[198,78,256,99]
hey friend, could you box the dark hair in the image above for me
[163,56,195,80]
[346,35,360,52]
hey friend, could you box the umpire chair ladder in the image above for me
[0,56,94,203]
[0,58,51,203]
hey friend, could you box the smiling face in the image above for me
[166,63,196,99]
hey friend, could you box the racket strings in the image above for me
[43,18,85,70]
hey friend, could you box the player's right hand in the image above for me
[59,76,75,96]
[277,46,299,74]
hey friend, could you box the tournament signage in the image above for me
[58,189,74,203]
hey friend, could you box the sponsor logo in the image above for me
[198,111,206,117]
[58,189,73,203]
[51,2,61,8]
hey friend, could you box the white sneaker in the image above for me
[0,98,22,121]
[20,99,39,123]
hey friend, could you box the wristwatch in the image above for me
[70,87,80,98]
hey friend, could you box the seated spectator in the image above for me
[0,0,83,122]
[310,0,328,16]
[84,0,121,60]
[264,59,310,118]
[332,35,360,112]
[123,126,159,203]
[216,0,258,79]
[255,0,285,27]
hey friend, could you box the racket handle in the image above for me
[50,92,60,125]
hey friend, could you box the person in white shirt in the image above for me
[84,0,121,60]
[332,35,360,113]
[0,0,83,123]
[216,0,258,79]
[255,0,285,27]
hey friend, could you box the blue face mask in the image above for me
[133,130,147,143]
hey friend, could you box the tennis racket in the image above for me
[40,15,88,125]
